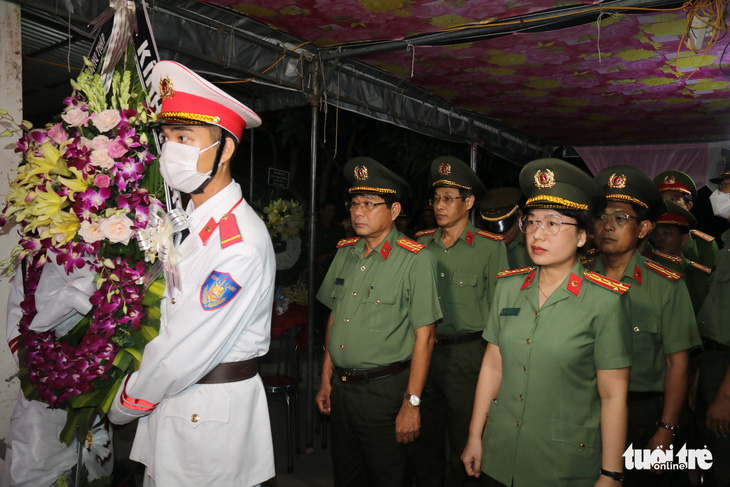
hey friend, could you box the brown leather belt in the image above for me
[703,339,730,353]
[435,331,483,346]
[197,358,259,384]
[334,360,410,384]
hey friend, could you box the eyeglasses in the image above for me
[345,201,387,212]
[429,196,465,205]
[519,215,578,236]
[594,211,638,227]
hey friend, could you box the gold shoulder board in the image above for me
[644,260,682,281]
[414,228,437,237]
[496,266,536,278]
[477,230,505,241]
[583,271,631,294]
[397,238,425,254]
[337,237,361,248]
[692,230,715,242]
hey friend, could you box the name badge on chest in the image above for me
[500,308,520,316]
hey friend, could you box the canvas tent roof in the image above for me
[16,0,730,166]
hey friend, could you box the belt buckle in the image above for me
[340,370,356,382]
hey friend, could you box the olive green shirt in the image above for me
[417,223,508,335]
[697,229,730,345]
[507,233,533,270]
[317,226,442,369]
[481,261,632,487]
[683,229,719,269]
[590,251,700,392]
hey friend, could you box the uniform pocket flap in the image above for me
[165,395,231,427]
[450,273,477,287]
[550,422,600,452]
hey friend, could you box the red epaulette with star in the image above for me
[692,230,715,242]
[651,249,683,264]
[415,229,437,237]
[583,271,631,295]
[644,260,682,281]
[397,238,425,254]
[496,266,535,278]
[477,230,505,241]
[688,260,712,274]
[337,237,360,248]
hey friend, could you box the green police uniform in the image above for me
[317,157,443,487]
[654,170,719,268]
[597,167,701,486]
[475,158,632,487]
[697,228,730,485]
[481,262,632,486]
[413,156,508,487]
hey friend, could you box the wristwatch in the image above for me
[403,392,421,407]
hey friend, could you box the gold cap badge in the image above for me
[159,76,174,100]
[608,173,627,189]
[438,163,451,176]
[354,165,368,181]
[664,175,676,185]
[534,168,556,189]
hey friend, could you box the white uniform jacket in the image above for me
[108,181,276,487]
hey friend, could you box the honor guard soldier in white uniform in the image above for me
[108,61,276,487]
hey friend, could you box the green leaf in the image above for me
[140,324,159,342]
[70,388,106,408]
[100,375,125,414]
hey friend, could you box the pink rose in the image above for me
[90,135,111,150]
[48,123,69,145]
[93,174,111,188]
[89,149,115,170]
[99,214,134,244]
[61,108,90,127]
[78,220,104,243]
[107,138,128,159]
[92,109,122,133]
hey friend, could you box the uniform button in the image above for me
[205,225,212,232]
[191,414,200,423]
[352,292,357,296]
[375,300,381,305]
[344,318,350,322]
[444,249,449,253]
[523,366,527,371]
[438,296,442,300]
[339,345,344,349]
[516,421,520,427]
[526,338,531,344]
[459,281,464,287]
[171,298,176,304]
[440,273,445,277]
[361,266,366,271]
[633,326,640,332]
[579,443,585,450]
[519,394,524,400]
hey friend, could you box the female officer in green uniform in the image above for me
[461,159,632,487]
[590,166,700,487]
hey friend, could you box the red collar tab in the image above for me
[197,198,244,247]
[567,272,582,296]
[465,231,475,245]
[633,264,643,284]
[520,269,537,290]
[380,240,392,260]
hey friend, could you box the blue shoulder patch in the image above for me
[200,271,242,311]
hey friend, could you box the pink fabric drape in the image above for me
[575,144,709,188]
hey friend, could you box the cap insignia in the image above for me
[608,173,627,189]
[534,168,556,189]
[159,75,174,100]
[438,163,452,176]
[354,165,368,181]
[664,175,676,185]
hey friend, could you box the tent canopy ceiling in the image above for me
[12,0,730,164]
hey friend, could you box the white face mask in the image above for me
[710,189,730,219]
[158,140,220,193]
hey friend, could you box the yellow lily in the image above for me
[58,167,90,196]
[48,210,80,245]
